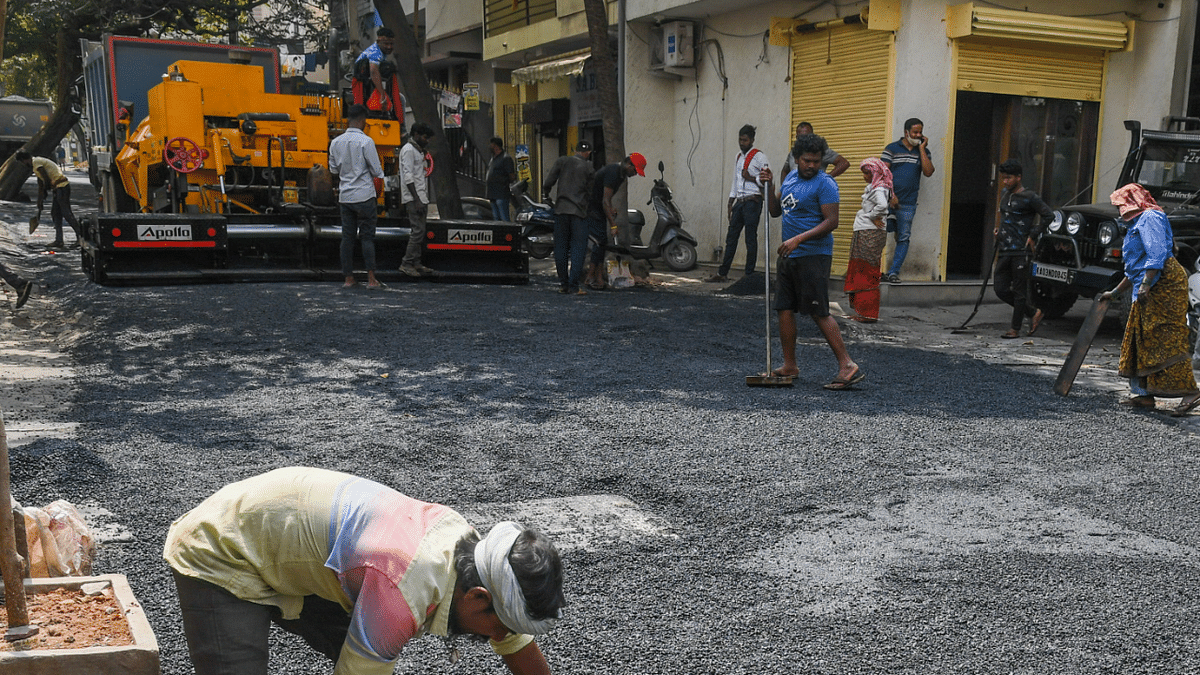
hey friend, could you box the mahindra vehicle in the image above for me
[1031,119,1200,318]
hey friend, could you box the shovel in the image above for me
[28,209,40,235]
[746,183,793,388]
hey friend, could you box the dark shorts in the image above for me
[773,255,831,317]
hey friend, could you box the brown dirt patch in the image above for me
[0,587,133,650]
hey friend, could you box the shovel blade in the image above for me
[28,216,38,234]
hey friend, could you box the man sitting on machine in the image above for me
[353,27,405,123]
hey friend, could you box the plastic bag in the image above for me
[13,498,95,577]
[607,259,635,289]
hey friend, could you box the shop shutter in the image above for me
[955,38,1106,102]
[789,24,894,276]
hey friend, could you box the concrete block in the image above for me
[0,574,159,675]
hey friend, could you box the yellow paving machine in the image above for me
[80,36,525,284]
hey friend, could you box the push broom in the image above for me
[747,182,793,387]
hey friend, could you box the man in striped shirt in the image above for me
[165,467,565,675]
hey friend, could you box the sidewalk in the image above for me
[0,170,90,447]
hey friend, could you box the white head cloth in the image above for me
[474,521,560,635]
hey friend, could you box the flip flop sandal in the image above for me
[1171,394,1200,417]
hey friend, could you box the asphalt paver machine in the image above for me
[80,36,526,284]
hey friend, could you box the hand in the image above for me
[758,167,773,183]
[1138,282,1151,297]
[777,236,799,257]
[1100,291,1113,301]
[888,195,899,209]
[919,135,928,147]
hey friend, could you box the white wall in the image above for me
[624,1,807,266]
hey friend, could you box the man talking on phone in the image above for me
[880,117,934,283]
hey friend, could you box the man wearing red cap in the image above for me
[585,153,647,290]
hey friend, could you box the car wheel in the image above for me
[663,239,697,272]
[527,241,553,259]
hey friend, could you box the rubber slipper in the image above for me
[770,367,799,378]
[1119,396,1155,408]
[824,368,865,390]
[1171,393,1200,417]
[1001,330,1020,339]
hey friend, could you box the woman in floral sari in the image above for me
[843,158,892,322]
[1101,184,1200,414]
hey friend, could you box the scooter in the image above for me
[606,161,698,272]
[512,180,556,259]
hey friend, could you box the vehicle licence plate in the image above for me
[1032,263,1071,283]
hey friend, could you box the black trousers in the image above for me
[994,253,1032,330]
[172,570,350,674]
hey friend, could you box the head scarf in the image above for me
[474,521,560,635]
[1109,183,1162,218]
[860,157,893,191]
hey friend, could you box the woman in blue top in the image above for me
[1101,184,1200,414]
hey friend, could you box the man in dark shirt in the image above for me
[543,141,595,295]
[993,159,1054,338]
[486,137,516,221]
[584,153,646,289]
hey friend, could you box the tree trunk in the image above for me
[583,0,622,162]
[374,0,462,219]
[0,27,81,200]
[0,0,8,64]
[583,0,644,276]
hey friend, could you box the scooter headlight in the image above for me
[516,212,531,223]
[1065,212,1085,235]
[1049,211,1063,233]
[1098,220,1118,246]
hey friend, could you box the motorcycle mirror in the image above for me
[657,160,665,174]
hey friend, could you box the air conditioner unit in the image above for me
[662,21,694,68]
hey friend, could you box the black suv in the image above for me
[1030,119,1200,318]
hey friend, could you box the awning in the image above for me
[946,3,1130,51]
[511,52,591,86]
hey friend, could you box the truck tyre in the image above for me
[663,239,697,272]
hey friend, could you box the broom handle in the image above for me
[763,182,771,374]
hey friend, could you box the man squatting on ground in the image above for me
[880,117,934,283]
[584,152,647,290]
[16,150,81,248]
[328,104,385,289]
[707,124,769,283]
[400,123,437,277]
[542,140,595,295]
[164,466,566,675]
[993,159,1054,338]
[760,134,864,390]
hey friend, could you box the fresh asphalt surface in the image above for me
[5,176,1200,674]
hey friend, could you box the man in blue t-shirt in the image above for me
[761,134,864,390]
[880,117,935,283]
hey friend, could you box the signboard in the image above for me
[463,83,480,111]
[439,89,461,110]
[515,144,531,183]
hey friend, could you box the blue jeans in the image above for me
[587,216,607,266]
[491,198,511,221]
[886,203,915,277]
[554,213,589,291]
[339,200,377,276]
[718,199,761,276]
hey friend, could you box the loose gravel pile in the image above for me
[10,247,1200,674]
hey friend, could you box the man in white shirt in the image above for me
[400,123,436,277]
[327,104,385,288]
[707,124,768,283]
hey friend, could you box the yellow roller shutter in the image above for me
[955,38,1106,101]
[789,24,894,276]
